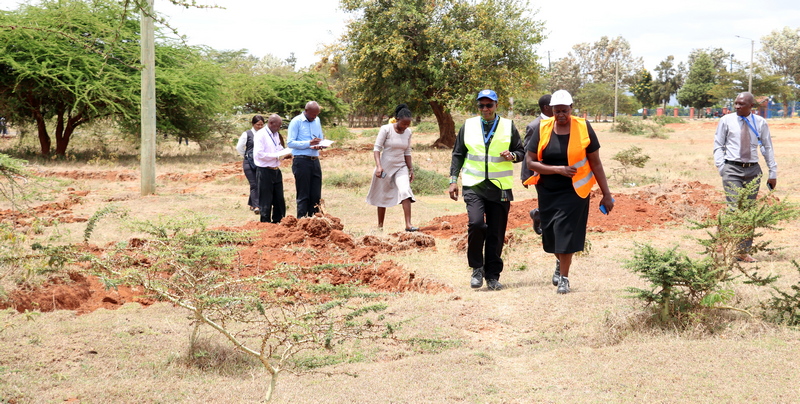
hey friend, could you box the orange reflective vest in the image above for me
[523,117,596,198]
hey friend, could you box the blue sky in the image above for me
[2,0,799,71]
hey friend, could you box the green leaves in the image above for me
[336,0,544,144]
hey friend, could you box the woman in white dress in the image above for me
[366,104,417,231]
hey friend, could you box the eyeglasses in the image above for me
[477,103,495,109]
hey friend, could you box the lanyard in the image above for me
[742,115,762,146]
[268,130,280,147]
[482,116,499,144]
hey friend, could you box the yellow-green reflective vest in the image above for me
[461,116,514,189]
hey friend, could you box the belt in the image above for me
[294,155,319,160]
[725,160,758,168]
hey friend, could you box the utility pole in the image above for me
[140,0,156,195]
[613,59,619,122]
[735,35,754,93]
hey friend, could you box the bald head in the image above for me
[738,92,755,105]
[267,114,282,133]
[734,92,755,117]
[303,101,321,122]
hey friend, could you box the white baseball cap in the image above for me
[549,90,573,106]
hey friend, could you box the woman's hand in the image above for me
[599,194,615,213]
[560,165,577,178]
[375,167,384,178]
[408,168,414,182]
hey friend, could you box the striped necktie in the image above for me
[740,117,751,161]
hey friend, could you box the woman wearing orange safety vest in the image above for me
[523,90,614,294]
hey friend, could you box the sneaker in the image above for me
[486,279,503,291]
[551,259,561,286]
[529,209,542,235]
[556,277,570,294]
[253,207,260,215]
[470,267,484,289]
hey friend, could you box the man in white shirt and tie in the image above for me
[253,114,288,223]
[713,92,778,262]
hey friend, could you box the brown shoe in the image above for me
[736,255,757,263]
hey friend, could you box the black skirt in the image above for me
[536,184,590,254]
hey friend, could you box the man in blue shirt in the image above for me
[288,101,326,218]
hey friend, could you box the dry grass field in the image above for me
[1,117,800,403]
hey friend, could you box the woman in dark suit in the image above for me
[525,90,614,294]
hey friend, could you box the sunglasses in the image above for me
[477,103,495,109]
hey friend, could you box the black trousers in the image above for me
[256,166,286,223]
[292,157,322,218]
[464,190,510,281]
[243,159,259,209]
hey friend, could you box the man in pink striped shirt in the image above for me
[253,114,288,223]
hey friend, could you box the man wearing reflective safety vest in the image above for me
[448,89,525,291]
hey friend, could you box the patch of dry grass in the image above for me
[2,119,800,402]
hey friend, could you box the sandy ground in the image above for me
[1,119,799,403]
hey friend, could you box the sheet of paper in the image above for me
[266,148,292,158]
[318,139,334,148]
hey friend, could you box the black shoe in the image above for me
[556,277,570,294]
[486,279,504,291]
[470,267,484,289]
[530,209,542,235]
[552,259,561,286]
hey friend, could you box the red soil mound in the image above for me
[420,181,724,240]
[1,214,449,314]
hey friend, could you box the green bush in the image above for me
[324,171,371,189]
[626,178,800,327]
[413,121,438,133]
[612,116,670,139]
[764,260,800,326]
[626,244,721,324]
[324,126,356,142]
[612,116,646,135]
[411,165,448,196]
[361,128,379,138]
[652,115,685,125]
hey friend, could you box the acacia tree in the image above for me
[569,36,643,86]
[547,56,582,96]
[0,0,140,156]
[759,26,800,112]
[760,26,800,84]
[335,0,544,147]
[0,0,224,156]
[548,36,643,114]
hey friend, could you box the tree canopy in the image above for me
[631,68,654,109]
[0,0,224,156]
[212,50,346,123]
[334,0,544,147]
[652,56,684,108]
[677,51,716,109]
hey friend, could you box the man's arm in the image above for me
[509,124,524,163]
[448,125,467,200]
[253,130,268,162]
[759,118,777,188]
[712,118,728,174]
